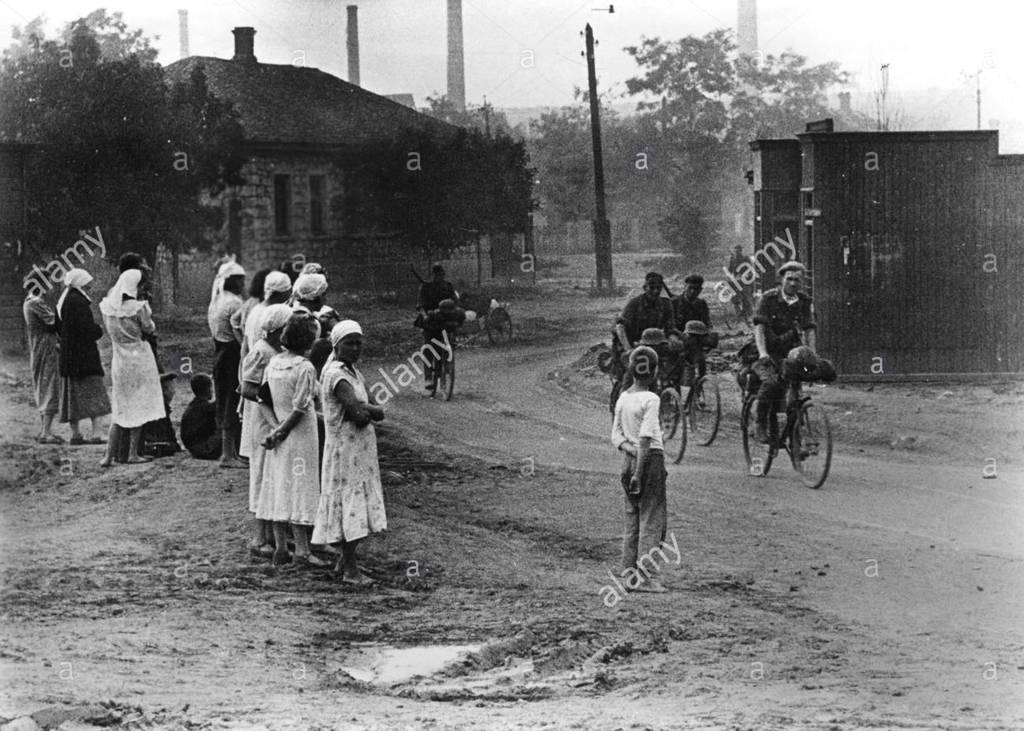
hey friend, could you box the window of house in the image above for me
[310,175,326,235]
[274,174,291,236]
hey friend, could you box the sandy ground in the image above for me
[1,283,1023,730]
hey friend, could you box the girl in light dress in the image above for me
[239,303,292,558]
[311,320,386,585]
[256,314,328,568]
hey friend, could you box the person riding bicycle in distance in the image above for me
[751,261,817,444]
[421,298,465,392]
[418,265,459,392]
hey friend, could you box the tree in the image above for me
[0,10,245,265]
[421,93,514,137]
[623,29,862,257]
[342,127,535,262]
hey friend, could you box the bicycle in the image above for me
[740,378,833,489]
[659,360,722,464]
[428,326,457,401]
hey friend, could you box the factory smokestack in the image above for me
[447,0,466,112]
[178,9,189,59]
[346,5,360,86]
[737,0,757,55]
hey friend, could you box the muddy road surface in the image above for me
[1,291,1022,729]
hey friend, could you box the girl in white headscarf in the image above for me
[311,320,386,584]
[98,269,166,466]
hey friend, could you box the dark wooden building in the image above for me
[750,121,1024,377]
[0,142,30,352]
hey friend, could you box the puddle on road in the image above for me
[339,643,482,686]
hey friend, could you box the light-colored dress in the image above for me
[238,301,269,450]
[23,297,60,416]
[241,339,278,512]
[103,303,165,429]
[256,352,320,525]
[312,361,387,545]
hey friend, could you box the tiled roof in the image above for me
[164,57,453,147]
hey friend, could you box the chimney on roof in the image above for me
[838,91,851,113]
[447,0,466,112]
[232,27,257,63]
[346,5,360,86]
[178,10,189,59]
[737,0,757,55]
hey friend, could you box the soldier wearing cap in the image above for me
[609,273,677,404]
[672,274,718,382]
[751,260,817,443]
[418,266,461,392]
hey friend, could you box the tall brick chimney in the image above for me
[737,0,757,55]
[232,27,257,63]
[447,0,466,112]
[178,9,189,59]
[838,91,851,113]
[346,5,360,86]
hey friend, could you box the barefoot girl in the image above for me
[311,320,386,585]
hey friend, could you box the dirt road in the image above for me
[1,291,1022,729]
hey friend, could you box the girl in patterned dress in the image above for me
[311,320,386,585]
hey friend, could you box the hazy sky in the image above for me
[3,1,1023,148]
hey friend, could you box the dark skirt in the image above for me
[59,376,111,423]
[213,339,241,430]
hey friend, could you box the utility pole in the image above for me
[584,23,613,288]
[878,63,889,131]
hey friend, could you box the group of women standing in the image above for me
[24,258,389,582]
[214,263,389,581]
[23,260,169,462]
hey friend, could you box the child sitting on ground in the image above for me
[180,374,222,460]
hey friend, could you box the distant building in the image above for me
[0,142,30,350]
[165,27,463,297]
[749,119,1024,377]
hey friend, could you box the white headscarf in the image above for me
[99,269,146,318]
[293,273,328,301]
[208,259,246,311]
[57,268,94,317]
[263,271,292,300]
[329,319,362,346]
[258,303,293,341]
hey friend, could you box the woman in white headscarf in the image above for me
[311,320,386,584]
[98,269,166,466]
[56,268,111,444]
[239,303,292,558]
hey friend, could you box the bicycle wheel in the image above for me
[791,401,832,489]
[741,396,774,478]
[659,388,686,464]
[440,350,456,401]
[486,307,513,345]
[688,376,721,447]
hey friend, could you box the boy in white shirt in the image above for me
[611,346,669,593]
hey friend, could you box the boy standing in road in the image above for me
[611,346,669,593]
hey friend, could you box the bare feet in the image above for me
[219,458,248,469]
[127,455,153,464]
[341,573,375,586]
[99,458,113,468]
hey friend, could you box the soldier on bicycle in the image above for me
[672,274,719,383]
[751,261,834,444]
[609,273,678,406]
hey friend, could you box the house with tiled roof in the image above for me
[164,27,461,293]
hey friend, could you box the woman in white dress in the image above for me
[238,271,293,465]
[239,303,291,558]
[256,314,327,568]
[311,320,386,585]
[98,269,166,466]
